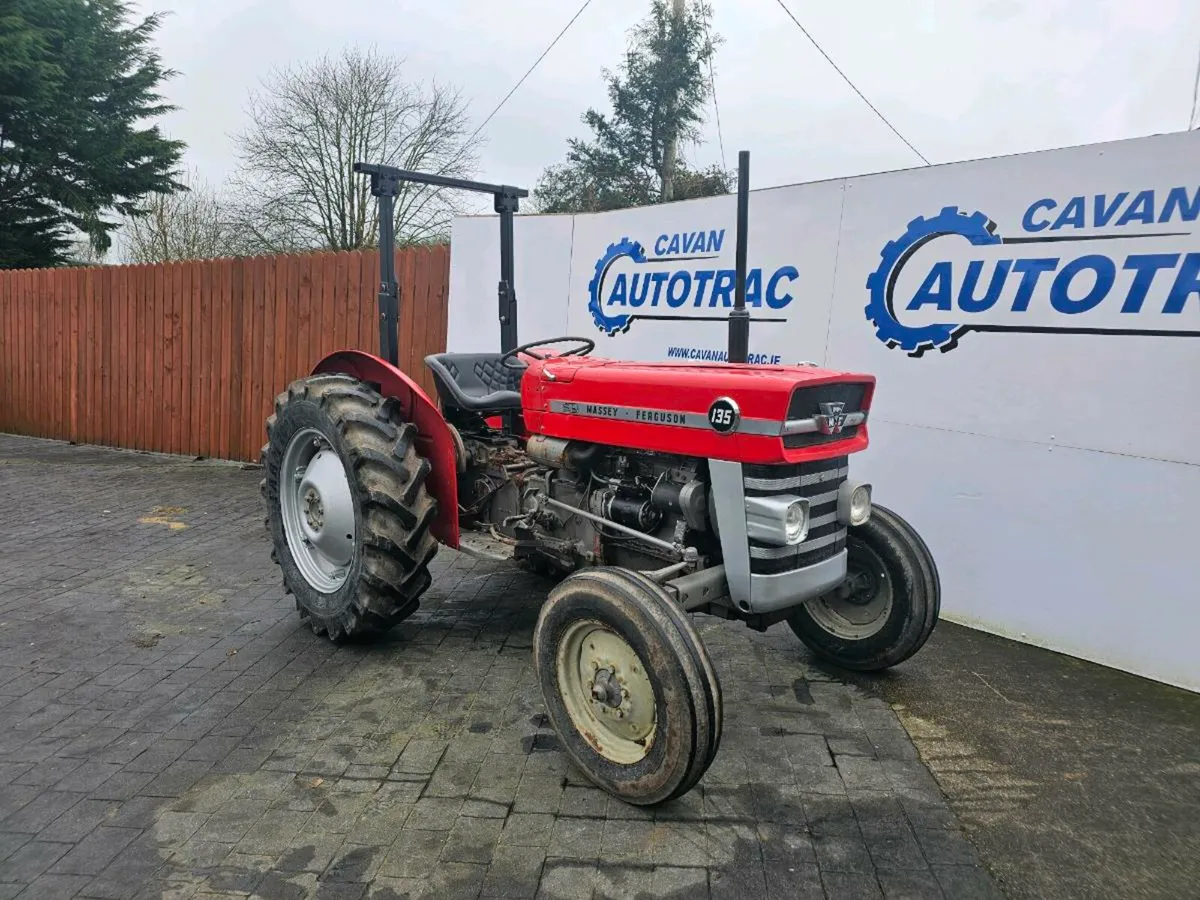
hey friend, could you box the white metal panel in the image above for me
[827,130,1200,465]
[856,418,1200,692]
[447,213,575,353]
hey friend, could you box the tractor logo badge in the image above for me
[707,397,740,434]
[816,402,847,435]
[866,193,1200,357]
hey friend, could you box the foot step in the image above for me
[457,529,517,563]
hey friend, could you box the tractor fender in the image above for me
[312,350,459,548]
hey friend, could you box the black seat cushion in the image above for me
[424,352,525,412]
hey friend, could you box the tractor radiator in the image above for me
[742,456,848,575]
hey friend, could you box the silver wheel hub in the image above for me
[590,668,624,708]
[805,542,893,640]
[281,428,356,593]
[556,621,656,764]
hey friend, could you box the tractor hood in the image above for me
[520,357,875,465]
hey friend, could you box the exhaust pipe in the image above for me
[727,150,751,364]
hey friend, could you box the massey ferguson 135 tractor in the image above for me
[260,151,940,805]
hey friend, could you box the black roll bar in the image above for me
[353,162,529,366]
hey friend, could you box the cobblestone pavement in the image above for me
[0,434,1000,899]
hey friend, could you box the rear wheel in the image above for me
[787,504,939,671]
[261,373,438,641]
[533,567,722,805]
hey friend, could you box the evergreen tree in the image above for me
[534,0,730,214]
[0,0,184,268]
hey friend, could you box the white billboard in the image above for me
[449,131,1200,692]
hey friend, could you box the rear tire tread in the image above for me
[263,373,439,641]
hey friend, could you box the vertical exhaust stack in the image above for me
[728,150,751,364]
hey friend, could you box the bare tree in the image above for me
[122,169,242,263]
[230,46,482,253]
[68,234,109,266]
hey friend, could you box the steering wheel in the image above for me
[500,336,595,368]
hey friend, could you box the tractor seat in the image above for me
[424,352,525,412]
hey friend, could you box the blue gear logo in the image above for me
[588,237,647,335]
[865,205,1001,356]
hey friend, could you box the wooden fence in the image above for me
[0,245,451,462]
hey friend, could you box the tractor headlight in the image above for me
[784,499,809,544]
[837,480,872,526]
[745,495,810,546]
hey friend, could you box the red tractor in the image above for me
[260,152,939,806]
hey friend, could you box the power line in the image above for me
[1189,39,1200,129]
[701,6,727,170]
[771,0,931,165]
[466,0,596,144]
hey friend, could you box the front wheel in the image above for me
[533,568,722,806]
[787,504,940,671]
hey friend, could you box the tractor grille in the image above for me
[743,456,847,575]
[783,383,868,449]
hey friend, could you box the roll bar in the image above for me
[353,162,529,366]
[353,150,752,368]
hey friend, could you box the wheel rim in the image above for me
[280,427,356,593]
[805,540,894,640]
[555,620,657,765]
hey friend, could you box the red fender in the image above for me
[313,350,459,548]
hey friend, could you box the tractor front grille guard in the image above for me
[743,457,849,575]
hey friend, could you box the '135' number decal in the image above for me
[707,398,739,434]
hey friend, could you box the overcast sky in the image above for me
[131,0,1200,214]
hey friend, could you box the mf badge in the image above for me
[816,401,848,435]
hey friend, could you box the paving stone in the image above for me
[912,827,980,866]
[0,789,83,832]
[88,770,158,802]
[813,833,876,874]
[323,843,385,883]
[647,821,709,867]
[803,795,862,837]
[0,830,33,864]
[443,816,504,865]
[500,814,555,848]
[556,786,606,819]
[511,776,563,816]
[859,821,929,871]
[425,860,487,899]
[535,860,596,899]
[16,873,94,899]
[764,859,824,898]
[480,844,545,898]
[822,871,886,900]
[876,868,946,899]
[597,819,655,865]
[755,823,816,867]
[409,796,464,832]
[39,799,121,843]
[0,436,996,900]
[651,865,709,896]
[52,762,126,794]
[2,840,73,882]
[709,861,768,900]
[50,826,141,876]
[930,864,1005,900]
[377,829,448,880]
